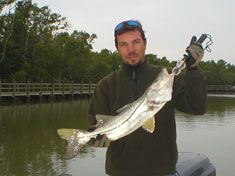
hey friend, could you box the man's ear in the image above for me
[116,45,119,52]
[144,40,147,49]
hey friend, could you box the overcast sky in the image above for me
[31,0,235,64]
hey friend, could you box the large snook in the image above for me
[57,68,175,159]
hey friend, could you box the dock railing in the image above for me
[207,85,235,94]
[1,80,235,99]
[0,80,96,98]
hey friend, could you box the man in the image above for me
[88,20,207,176]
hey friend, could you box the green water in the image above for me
[0,96,235,176]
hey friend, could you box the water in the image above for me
[0,96,235,176]
[176,95,235,176]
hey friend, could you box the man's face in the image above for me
[116,30,147,67]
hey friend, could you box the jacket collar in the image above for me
[121,59,149,80]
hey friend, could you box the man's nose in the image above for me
[127,43,135,53]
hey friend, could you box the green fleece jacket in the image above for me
[88,60,207,176]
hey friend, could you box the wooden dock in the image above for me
[207,85,235,94]
[0,80,235,103]
[0,80,96,102]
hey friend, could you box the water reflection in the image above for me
[0,99,91,176]
[176,96,235,128]
[0,96,235,175]
[176,96,235,176]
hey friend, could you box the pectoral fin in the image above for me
[142,117,155,133]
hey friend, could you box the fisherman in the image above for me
[88,20,207,176]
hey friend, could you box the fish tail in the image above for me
[57,128,91,160]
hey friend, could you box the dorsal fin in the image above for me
[116,103,132,114]
[95,114,112,127]
[116,100,139,114]
[142,117,155,133]
[116,104,128,114]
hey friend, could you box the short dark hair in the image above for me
[114,20,146,47]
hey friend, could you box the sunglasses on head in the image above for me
[115,20,142,32]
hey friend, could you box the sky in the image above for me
[28,0,235,65]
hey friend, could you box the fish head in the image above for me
[147,68,174,102]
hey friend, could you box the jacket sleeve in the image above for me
[172,69,207,115]
[88,79,111,125]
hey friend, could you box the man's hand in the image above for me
[87,126,110,147]
[185,36,204,71]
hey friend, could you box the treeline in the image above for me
[1,0,235,85]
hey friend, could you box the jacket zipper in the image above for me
[133,68,138,99]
